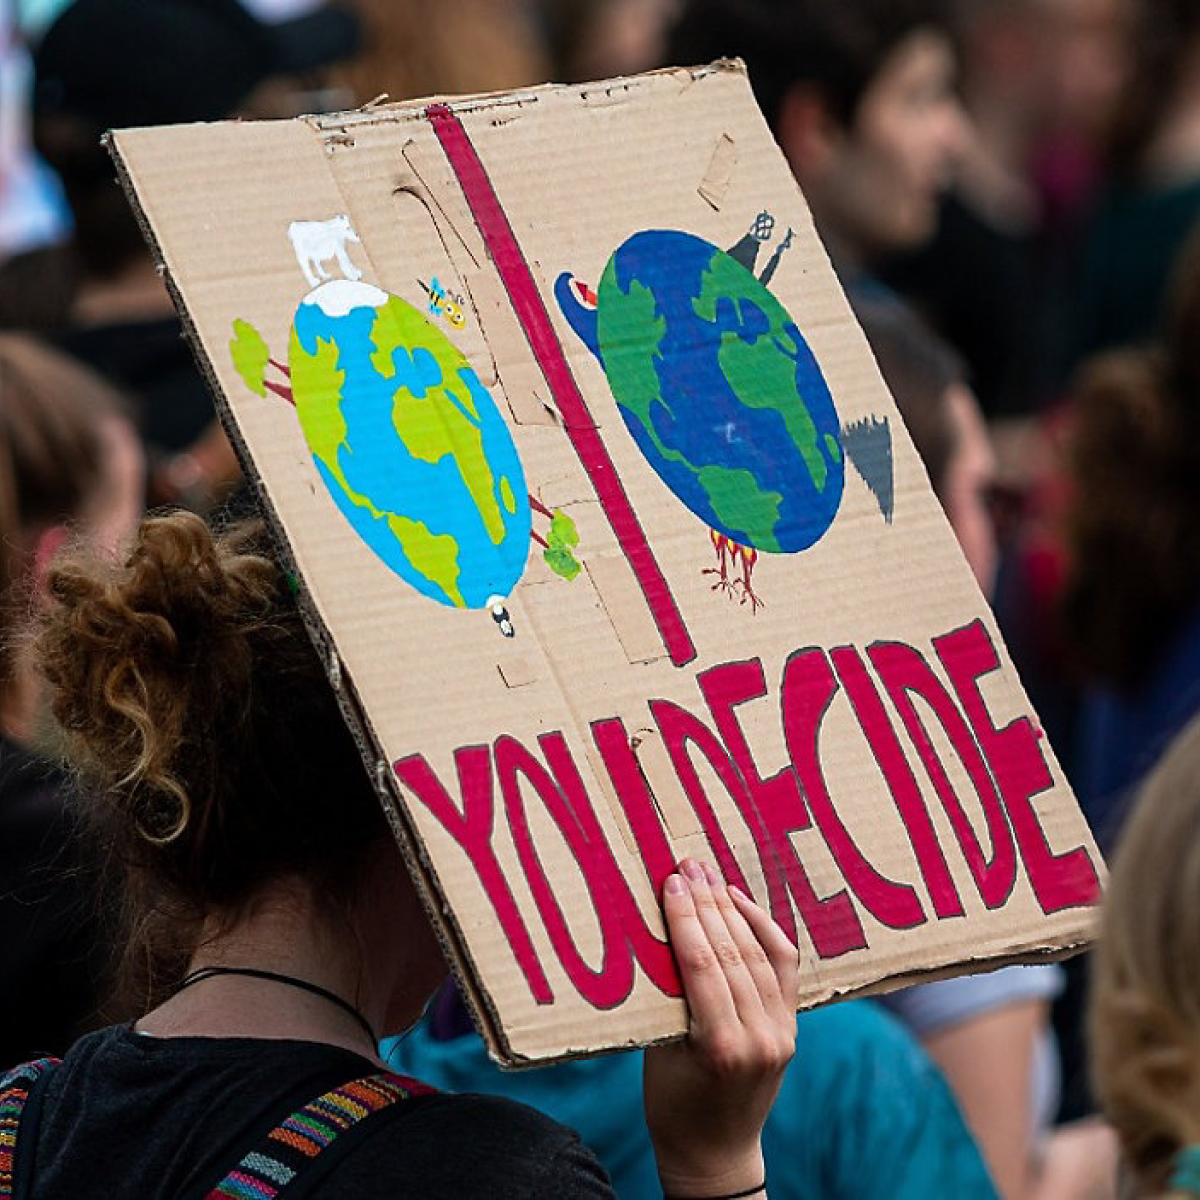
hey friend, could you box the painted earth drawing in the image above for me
[288,280,532,611]
[233,275,538,625]
[559,229,845,553]
[556,225,873,608]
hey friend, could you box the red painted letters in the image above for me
[393,623,1100,1013]
[935,621,1101,913]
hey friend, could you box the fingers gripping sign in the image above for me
[644,859,800,1200]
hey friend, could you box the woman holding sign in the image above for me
[0,510,797,1199]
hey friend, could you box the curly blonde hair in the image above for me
[37,511,387,1003]
[1091,713,1200,1197]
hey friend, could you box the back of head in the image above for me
[0,333,118,540]
[1061,229,1200,690]
[853,299,1001,588]
[1091,712,1200,1195]
[666,0,953,133]
[853,296,963,497]
[0,334,130,691]
[37,511,388,1004]
[32,0,360,279]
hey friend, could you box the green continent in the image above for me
[369,297,506,547]
[386,513,464,606]
[290,327,348,485]
[596,272,689,468]
[693,253,828,492]
[696,464,783,551]
[290,323,466,605]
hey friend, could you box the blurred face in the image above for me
[942,383,998,594]
[815,29,965,261]
[1036,0,1131,141]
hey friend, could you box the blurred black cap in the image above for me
[33,0,361,130]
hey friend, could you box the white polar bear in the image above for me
[288,214,362,288]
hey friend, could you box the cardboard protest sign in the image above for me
[109,62,1103,1065]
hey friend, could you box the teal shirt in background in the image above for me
[385,997,998,1200]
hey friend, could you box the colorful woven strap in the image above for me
[0,1058,61,1199]
[205,1071,436,1199]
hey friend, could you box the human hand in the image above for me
[643,858,799,1199]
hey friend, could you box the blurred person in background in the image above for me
[331,0,549,105]
[1068,0,1200,368]
[1060,227,1200,853]
[1089,711,1200,1199]
[667,0,965,287]
[0,332,144,1066]
[0,0,69,263]
[0,0,360,511]
[547,0,681,82]
[881,0,1132,422]
[1017,164,1200,1175]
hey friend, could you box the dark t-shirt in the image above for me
[0,736,109,1064]
[27,1026,613,1198]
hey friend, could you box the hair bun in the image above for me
[39,510,284,844]
[36,509,388,1009]
[122,510,279,662]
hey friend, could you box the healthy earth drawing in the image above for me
[230,216,580,637]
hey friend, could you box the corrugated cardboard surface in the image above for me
[111,63,1103,1065]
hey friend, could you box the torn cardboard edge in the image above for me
[298,58,743,138]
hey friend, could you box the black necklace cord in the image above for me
[175,965,379,1048]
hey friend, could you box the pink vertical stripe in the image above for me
[426,104,696,667]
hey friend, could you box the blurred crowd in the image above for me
[6,0,1200,1197]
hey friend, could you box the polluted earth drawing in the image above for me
[230,215,581,638]
[556,211,894,610]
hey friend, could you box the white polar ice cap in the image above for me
[303,279,389,318]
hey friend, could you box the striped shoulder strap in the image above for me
[205,1071,438,1199]
[0,1058,62,1200]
